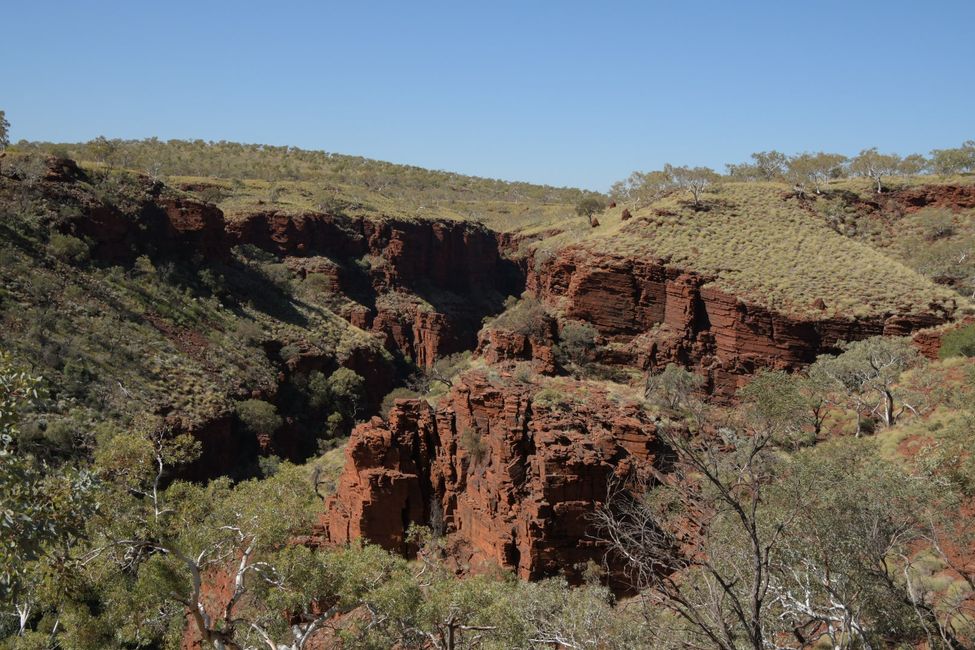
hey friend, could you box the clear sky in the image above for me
[3,0,973,190]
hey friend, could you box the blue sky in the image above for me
[3,1,973,190]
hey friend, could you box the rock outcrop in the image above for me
[58,165,522,368]
[527,246,948,400]
[475,314,559,374]
[891,184,975,212]
[912,318,975,360]
[321,373,670,583]
[227,211,520,366]
[64,191,229,260]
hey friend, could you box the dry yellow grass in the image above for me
[531,181,968,319]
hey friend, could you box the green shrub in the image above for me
[644,363,704,410]
[235,320,263,345]
[262,263,293,293]
[513,364,533,383]
[279,343,301,362]
[489,296,551,338]
[48,233,90,264]
[324,368,365,418]
[380,387,420,418]
[938,324,975,359]
[918,208,955,241]
[324,412,344,438]
[532,387,574,409]
[236,399,282,435]
[257,454,281,477]
[554,320,598,370]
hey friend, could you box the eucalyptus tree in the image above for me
[850,148,903,193]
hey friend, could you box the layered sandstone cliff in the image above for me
[526,246,947,399]
[320,373,671,582]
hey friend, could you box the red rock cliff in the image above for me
[321,373,670,582]
[527,246,948,400]
[227,211,520,366]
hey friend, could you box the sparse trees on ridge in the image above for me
[613,139,974,211]
[608,169,674,205]
[930,141,975,175]
[87,136,119,167]
[807,152,848,192]
[781,153,849,197]
[899,152,929,176]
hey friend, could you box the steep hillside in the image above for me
[0,155,520,478]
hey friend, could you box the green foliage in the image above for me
[850,147,903,192]
[785,152,848,194]
[554,319,598,371]
[666,164,720,206]
[307,367,364,421]
[487,296,552,338]
[609,169,673,205]
[380,387,421,418]
[769,440,959,647]
[0,354,96,609]
[739,369,824,446]
[930,141,975,175]
[750,150,788,180]
[47,233,90,264]
[406,351,471,396]
[325,368,365,414]
[81,431,323,648]
[531,387,577,410]
[939,324,975,359]
[811,336,920,432]
[235,399,282,436]
[644,363,704,410]
[575,196,606,223]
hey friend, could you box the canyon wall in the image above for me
[320,373,671,583]
[54,164,521,479]
[526,246,948,399]
[224,210,521,366]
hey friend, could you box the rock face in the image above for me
[475,315,559,374]
[227,211,520,366]
[65,192,229,260]
[527,247,948,400]
[891,184,975,212]
[227,212,505,294]
[321,373,670,582]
